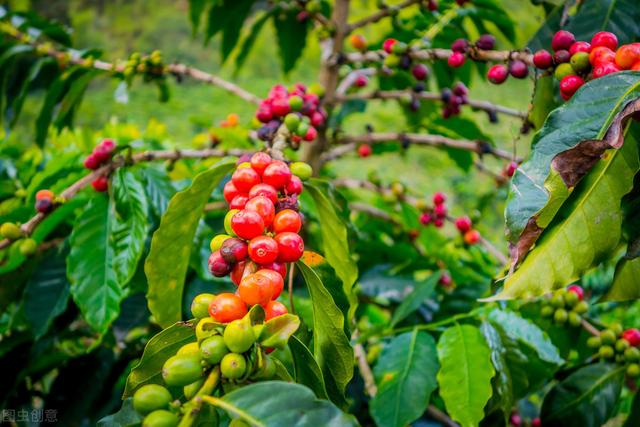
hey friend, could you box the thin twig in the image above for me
[581,318,601,336]
[0,148,251,250]
[347,0,421,32]
[427,406,460,427]
[331,90,527,119]
[342,47,533,66]
[352,329,378,397]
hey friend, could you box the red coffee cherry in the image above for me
[272,209,302,234]
[412,63,429,80]
[35,189,54,201]
[509,60,529,79]
[229,194,249,210]
[615,44,640,70]
[432,191,446,205]
[589,46,616,65]
[350,34,367,51]
[358,144,372,157]
[262,161,292,190]
[256,269,285,300]
[264,300,288,321]
[354,75,368,88]
[454,216,472,233]
[419,212,433,225]
[248,183,278,204]
[592,62,620,78]
[559,75,585,98]
[622,328,640,347]
[93,139,116,163]
[383,38,397,54]
[303,126,318,142]
[285,175,303,195]
[231,210,265,240]
[256,104,273,123]
[506,161,518,177]
[551,30,576,51]
[220,238,248,264]
[476,34,496,50]
[238,273,273,306]
[567,284,584,300]
[447,52,466,68]
[230,260,252,286]
[487,64,508,84]
[250,152,272,175]
[274,232,304,262]
[84,153,100,170]
[439,271,452,287]
[591,31,618,51]
[259,261,287,279]
[433,204,447,218]
[450,38,469,53]
[434,218,444,228]
[92,176,109,192]
[553,49,571,64]
[533,49,553,69]
[223,181,241,203]
[248,235,279,264]
[208,250,233,277]
[245,195,276,227]
[231,167,261,193]
[569,41,591,55]
[209,293,247,323]
[463,229,481,245]
[35,198,53,213]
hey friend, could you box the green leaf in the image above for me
[188,0,207,35]
[487,309,564,366]
[141,167,176,218]
[506,72,640,250]
[53,69,102,130]
[258,314,300,349]
[274,9,310,74]
[437,324,495,427]
[297,261,353,408]
[528,75,558,130]
[145,159,235,327]
[390,272,439,326]
[22,250,69,339]
[205,0,255,61]
[111,169,149,287]
[305,179,358,317]
[9,57,55,127]
[68,196,124,333]
[123,321,196,397]
[370,330,439,427]
[540,363,625,427]
[494,121,640,299]
[623,389,640,427]
[234,10,273,72]
[289,335,328,400]
[97,398,142,427]
[210,381,358,426]
[602,257,640,301]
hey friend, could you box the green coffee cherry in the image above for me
[615,339,630,353]
[0,222,22,240]
[284,113,300,132]
[540,305,554,317]
[587,336,601,349]
[554,63,575,80]
[229,418,251,427]
[295,122,309,138]
[550,294,565,308]
[183,379,204,400]
[554,308,568,324]
[191,293,215,319]
[290,162,313,181]
[200,335,229,364]
[220,353,247,380]
[573,300,589,314]
[210,234,231,252]
[599,345,614,359]
[223,319,255,353]
[627,363,640,378]
[611,323,623,336]
[177,342,201,357]
[162,355,203,387]
[196,318,220,342]
[600,329,617,345]
[384,54,401,68]
[289,95,303,111]
[142,409,179,427]
[133,384,172,415]
[564,291,579,307]
[19,238,37,256]
[251,354,276,380]
[568,312,581,327]
[307,83,325,98]
[224,210,239,236]
[570,52,590,73]
[624,347,640,362]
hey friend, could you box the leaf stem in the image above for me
[201,396,266,427]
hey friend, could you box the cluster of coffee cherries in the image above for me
[83,138,117,192]
[486,58,529,85]
[255,84,325,144]
[509,412,540,427]
[131,302,288,427]
[207,153,311,322]
[418,192,481,245]
[121,50,164,80]
[441,82,469,118]
[540,285,588,326]
[34,189,56,214]
[587,325,640,378]
[531,30,633,100]
[0,222,37,256]
[448,34,497,68]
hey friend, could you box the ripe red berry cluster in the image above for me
[454,215,481,245]
[255,84,325,144]
[441,82,469,118]
[532,30,635,100]
[83,138,116,192]
[207,153,310,324]
[486,59,529,85]
[376,39,432,88]
[502,161,518,178]
[419,192,448,228]
[448,34,497,69]
[35,189,55,213]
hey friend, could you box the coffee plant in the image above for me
[1,1,640,426]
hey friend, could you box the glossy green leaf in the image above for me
[258,314,300,350]
[297,261,353,408]
[274,9,310,74]
[487,309,564,366]
[370,329,439,427]
[506,72,640,246]
[145,159,235,327]
[205,0,255,61]
[22,250,69,339]
[123,321,196,397]
[495,126,640,299]
[437,324,495,427]
[111,169,149,287]
[53,69,102,130]
[623,388,640,427]
[234,10,273,72]
[305,180,358,317]
[210,381,358,427]
[68,196,124,333]
[141,167,176,218]
[528,75,558,130]
[188,0,207,34]
[602,257,640,301]
[289,335,328,400]
[9,57,55,127]
[97,398,142,427]
[390,272,439,326]
[541,363,624,427]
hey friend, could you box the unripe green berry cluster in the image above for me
[587,325,640,378]
[540,285,588,327]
